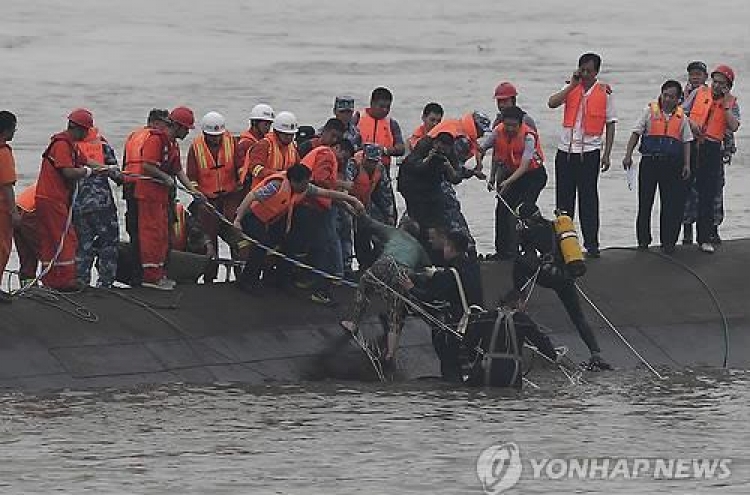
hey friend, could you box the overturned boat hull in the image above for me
[1,239,748,390]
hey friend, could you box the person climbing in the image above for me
[512,202,612,371]
[340,211,432,369]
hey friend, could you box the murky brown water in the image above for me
[1,0,749,492]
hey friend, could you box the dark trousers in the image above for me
[555,280,601,354]
[555,149,601,251]
[691,141,722,244]
[636,156,686,247]
[404,192,445,255]
[495,166,547,254]
[238,212,286,288]
[124,195,142,285]
[354,215,378,270]
[515,261,601,355]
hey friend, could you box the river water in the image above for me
[1,0,749,493]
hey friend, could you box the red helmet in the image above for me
[169,106,195,129]
[67,108,94,129]
[711,65,735,86]
[494,82,518,100]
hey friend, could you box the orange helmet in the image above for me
[494,82,518,100]
[169,106,195,129]
[67,108,94,129]
[711,65,735,87]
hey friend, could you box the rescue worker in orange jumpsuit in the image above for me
[134,106,204,290]
[186,111,241,281]
[35,109,108,291]
[122,108,170,285]
[0,111,20,302]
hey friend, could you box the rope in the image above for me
[18,286,98,323]
[11,183,79,297]
[123,172,359,289]
[602,246,730,368]
[575,282,665,379]
[363,269,552,389]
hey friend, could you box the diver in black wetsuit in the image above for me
[415,230,483,382]
[512,202,612,371]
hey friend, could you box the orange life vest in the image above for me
[358,110,394,166]
[36,131,83,203]
[239,129,263,147]
[249,172,307,231]
[123,127,151,179]
[191,132,238,198]
[171,202,188,251]
[16,182,37,213]
[242,133,299,188]
[74,127,106,165]
[427,115,479,157]
[562,83,610,136]
[647,102,684,139]
[427,119,463,139]
[638,102,686,158]
[493,123,544,172]
[689,86,733,142]
[408,124,426,150]
[301,145,338,209]
[351,151,383,205]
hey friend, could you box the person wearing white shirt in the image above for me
[548,53,617,257]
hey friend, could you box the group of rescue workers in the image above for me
[0,53,740,379]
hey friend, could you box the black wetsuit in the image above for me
[513,217,601,355]
[414,255,483,382]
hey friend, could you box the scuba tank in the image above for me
[553,211,586,278]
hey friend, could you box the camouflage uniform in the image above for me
[682,91,740,236]
[441,180,476,251]
[336,158,358,273]
[73,143,120,288]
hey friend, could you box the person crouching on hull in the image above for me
[233,163,363,294]
[513,202,612,371]
[623,80,693,254]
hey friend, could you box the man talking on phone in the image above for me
[548,53,617,258]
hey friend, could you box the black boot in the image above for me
[584,354,613,372]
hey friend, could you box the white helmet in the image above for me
[249,104,275,124]
[272,111,298,134]
[200,111,226,135]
